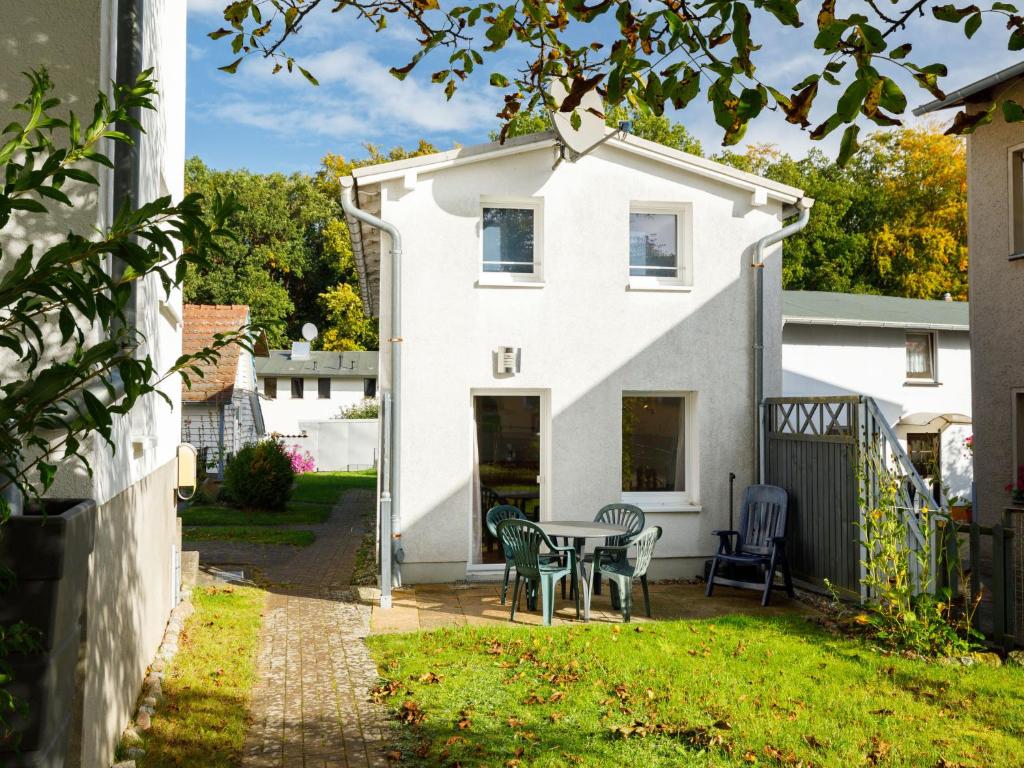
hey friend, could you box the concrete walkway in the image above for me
[236,489,391,768]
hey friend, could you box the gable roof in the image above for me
[782,291,969,331]
[182,304,250,403]
[346,129,810,316]
[914,61,1024,115]
[254,349,378,378]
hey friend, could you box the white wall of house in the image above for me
[285,419,380,471]
[258,375,370,434]
[1,2,187,765]
[366,140,796,582]
[782,323,973,497]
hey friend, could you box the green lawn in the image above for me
[182,526,315,547]
[368,615,1024,767]
[132,585,265,767]
[180,470,377,527]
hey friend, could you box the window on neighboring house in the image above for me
[264,377,277,399]
[907,432,940,479]
[1011,146,1024,256]
[364,377,377,398]
[291,377,304,399]
[481,201,541,280]
[318,378,331,399]
[628,203,692,287]
[905,332,936,382]
[622,393,693,510]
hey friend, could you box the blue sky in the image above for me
[186,0,1022,175]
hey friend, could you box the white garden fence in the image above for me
[285,418,379,472]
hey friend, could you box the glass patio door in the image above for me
[472,395,541,565]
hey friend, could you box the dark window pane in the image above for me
[483,207,534,273]
[291,377,304,398]
[264,377,277,399]
[629,212,678,277]
[622,396,685,492]
[318,378,331,399]
[906,333,934,379]
[907,432,940,478]
[364,377,377,398]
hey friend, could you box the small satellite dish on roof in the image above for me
[301,322,318,341]
[547,79,606,155]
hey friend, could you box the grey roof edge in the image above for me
[783,315,968,332]
[914,61,1024,115]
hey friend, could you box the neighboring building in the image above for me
[255,347,378,435]
[343,129,811,583]
[0,2,186,765]
[916,63,1024,527]
[181,304,266,475]
[782,291,973,499]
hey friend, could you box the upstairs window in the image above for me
[264,377,277,399]
[480,199,542,282]
[1012,145,1024,257]
[905,332,936,382]
[291,377,304,399]
[628,203,692,288]
[318,378,331,399]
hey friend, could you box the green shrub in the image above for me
[223,440,295,511]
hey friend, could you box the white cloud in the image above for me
[200,42,496,143]
[187,0,228,16]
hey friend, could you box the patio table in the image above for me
[538,520,629,622]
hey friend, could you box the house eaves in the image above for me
[914,61,1024,115]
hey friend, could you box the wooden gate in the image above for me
[763,397,861,594]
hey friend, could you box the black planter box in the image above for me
[0,499,96,768]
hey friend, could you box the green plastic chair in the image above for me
[497,518,579,626]
[587,526,662,622]
[486,505,526,604]
[590,503,645,597]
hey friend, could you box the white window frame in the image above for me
[1008,141,1024,258]
[904,330,938,384]
[627,202,693,291]
[477,197,544,287]
[620,390,700,512]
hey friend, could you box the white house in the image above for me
[782,291,973,499]
[255,347,378,434]
[181,304,266,475]
[341,129,812,587]
[1,2,187,765]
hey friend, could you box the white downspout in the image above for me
[340,177,403,608]
[753,197,813,483]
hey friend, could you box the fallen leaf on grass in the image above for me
[384,750,402,762]
[399,700,425,725]
[457,709,472,729]
[507,717,526,728]
[416,672,443,684]
[549,712,564,723]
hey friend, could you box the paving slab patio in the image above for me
[370,580,814,634]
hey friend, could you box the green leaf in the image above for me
[837,76,871,122]
[219,58,243,75]
[298,67,319,86]
[965,12,983,37]
[1010,29,1024,50]
[837,124,860,166]
[490,73,510,88]
[208,28,233,40]
[932,3,981,21]
[1002,99,1024,122]
[890,43,912,59]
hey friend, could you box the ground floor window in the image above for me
[622,393,690,509]
[364,377,377,398]
[263,377,276,399]
[318,377,331,399]
[291,377,304,399]
[907,432,940,479]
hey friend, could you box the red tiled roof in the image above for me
[181,304,249,403]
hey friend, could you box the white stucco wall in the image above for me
[287,419,380,471]
[1,2,187,765]
[258,375,370,434]
[372,141,792,581]
[782,323,973,496]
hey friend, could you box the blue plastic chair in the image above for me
[589,526,662,622]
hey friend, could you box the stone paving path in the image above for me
[231,489,391,768]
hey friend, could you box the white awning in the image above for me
[898,412,972,428]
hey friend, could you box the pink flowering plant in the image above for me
[964,434,973,455]
[1005,464,1024,504]
[285,445,316,474]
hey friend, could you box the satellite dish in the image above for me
[547,79,606,155]
[301,322,318,341]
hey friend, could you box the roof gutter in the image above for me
[753,198,813,483]
[782,316,968,332]
[340,177,402,608]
